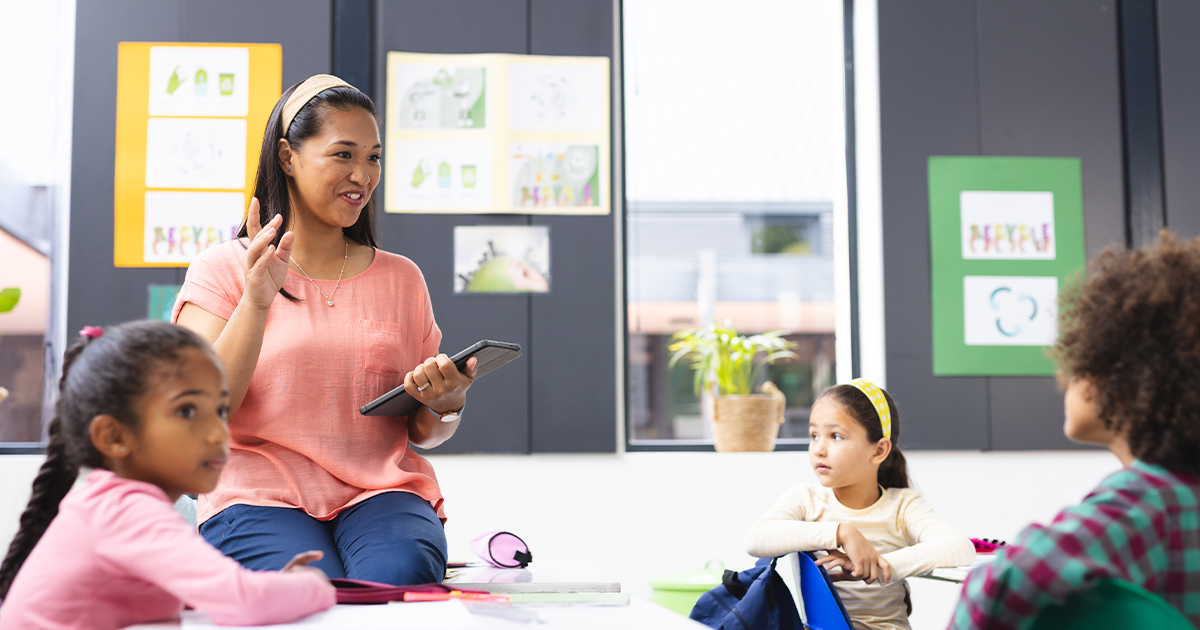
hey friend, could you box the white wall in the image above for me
[0,450,1120,629]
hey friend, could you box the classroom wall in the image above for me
[877,0,1127,452]
[0,449,1123,629]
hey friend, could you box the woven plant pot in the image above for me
[712,393,784,452]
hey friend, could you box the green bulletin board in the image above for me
[928,157,1086,376]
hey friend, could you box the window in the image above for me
[622,0,849,448]
[0,0,74,450]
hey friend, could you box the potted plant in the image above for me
[668,322,797,452]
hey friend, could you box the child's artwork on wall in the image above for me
[928,156,1086,376]
[454,226,550,294]
[114,42,281,267]
[143,191,243,264]
[507,63,605,132]
[962,276,1059,346]
[509,144,600,209]
[390,140,491,210]
[393,65,487,129]
[147,46,250,118]
[144,118,247,190]
[385,52,609,215]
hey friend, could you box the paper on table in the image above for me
[181,601,479,629]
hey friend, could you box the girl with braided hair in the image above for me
[0,321,334,630]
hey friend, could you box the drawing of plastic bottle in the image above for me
[454,79,473,127]
[438,159,452,188]
[462,165,476,188]
[195,69,208,96]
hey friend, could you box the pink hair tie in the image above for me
[79,326,104,339]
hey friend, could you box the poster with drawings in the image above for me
[144,118,247,190]
[384,52,609,215]
[148,46,249,118]
[509,143,600,209]
[143,191,244,263]
[508,63,605,132]
[454,226,550,294]
[391,140,491,210]
[392,65,487,129]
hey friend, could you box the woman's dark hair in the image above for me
[818,384,910,489]
[1053,230,1200,472]
[0,321,210,598]
[239,79,380,302]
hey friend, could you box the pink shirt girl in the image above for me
[0,470,334,629]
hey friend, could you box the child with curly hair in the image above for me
[950,232,1200,628]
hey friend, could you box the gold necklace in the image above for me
[290,238,349,307]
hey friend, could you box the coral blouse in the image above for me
[172,240,446,525]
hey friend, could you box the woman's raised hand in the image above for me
[242,197,293,310]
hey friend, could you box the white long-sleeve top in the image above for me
[746,483,975,630]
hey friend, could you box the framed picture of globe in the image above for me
[454,225,550,294]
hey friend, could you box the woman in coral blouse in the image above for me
[174,75,475,585]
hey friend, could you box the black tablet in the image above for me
[358,339,523,417]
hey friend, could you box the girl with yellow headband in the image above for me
[746,379,975,630]
[174,75,476,585]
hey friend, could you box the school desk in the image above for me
[445,557,620,593]
[125,597,710,629]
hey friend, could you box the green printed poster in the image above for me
[148,284,182,322]
[928,157,1086,376]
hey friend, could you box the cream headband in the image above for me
[846,378,892,439]
[281,74,356,136]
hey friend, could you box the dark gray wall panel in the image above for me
[976,0,1125,259]
[180,0,332,88]
[878,0,988,449]
[531,0,612,57]
[377,0,533,453]
[989,377,1071,450]
[528,0,615,452]
[880,1,1129,450]
[1158,0,1200,241]
[68,0,181,338]
[975,0,1120,450]
[379,0,527,55]
[396,216,532,455]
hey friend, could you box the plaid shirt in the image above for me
[949,460,1200,629]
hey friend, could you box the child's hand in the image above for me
[834,524,894,584]
[281,550,332,587]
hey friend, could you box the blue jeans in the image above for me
[200,491,447,585]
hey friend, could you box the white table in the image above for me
[445,557,620,594]
[126,598,708,629]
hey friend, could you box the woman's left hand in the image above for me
[404,354,478,414]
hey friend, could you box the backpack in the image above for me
[689,557,804,630]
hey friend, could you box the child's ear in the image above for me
[871,437,892,465]
[89,415,133,459]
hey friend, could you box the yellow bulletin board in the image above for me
[114,42,281,267]
[385,52,610,215]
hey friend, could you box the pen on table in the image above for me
[403,591,511,603]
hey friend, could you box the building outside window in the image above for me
[0,0,74,450]
[622,0,849,448]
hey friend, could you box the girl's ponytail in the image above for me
[0,340,89,599]
[818,383,911,489]
[877,444,910,490]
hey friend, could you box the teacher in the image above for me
[174,75,475,585]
